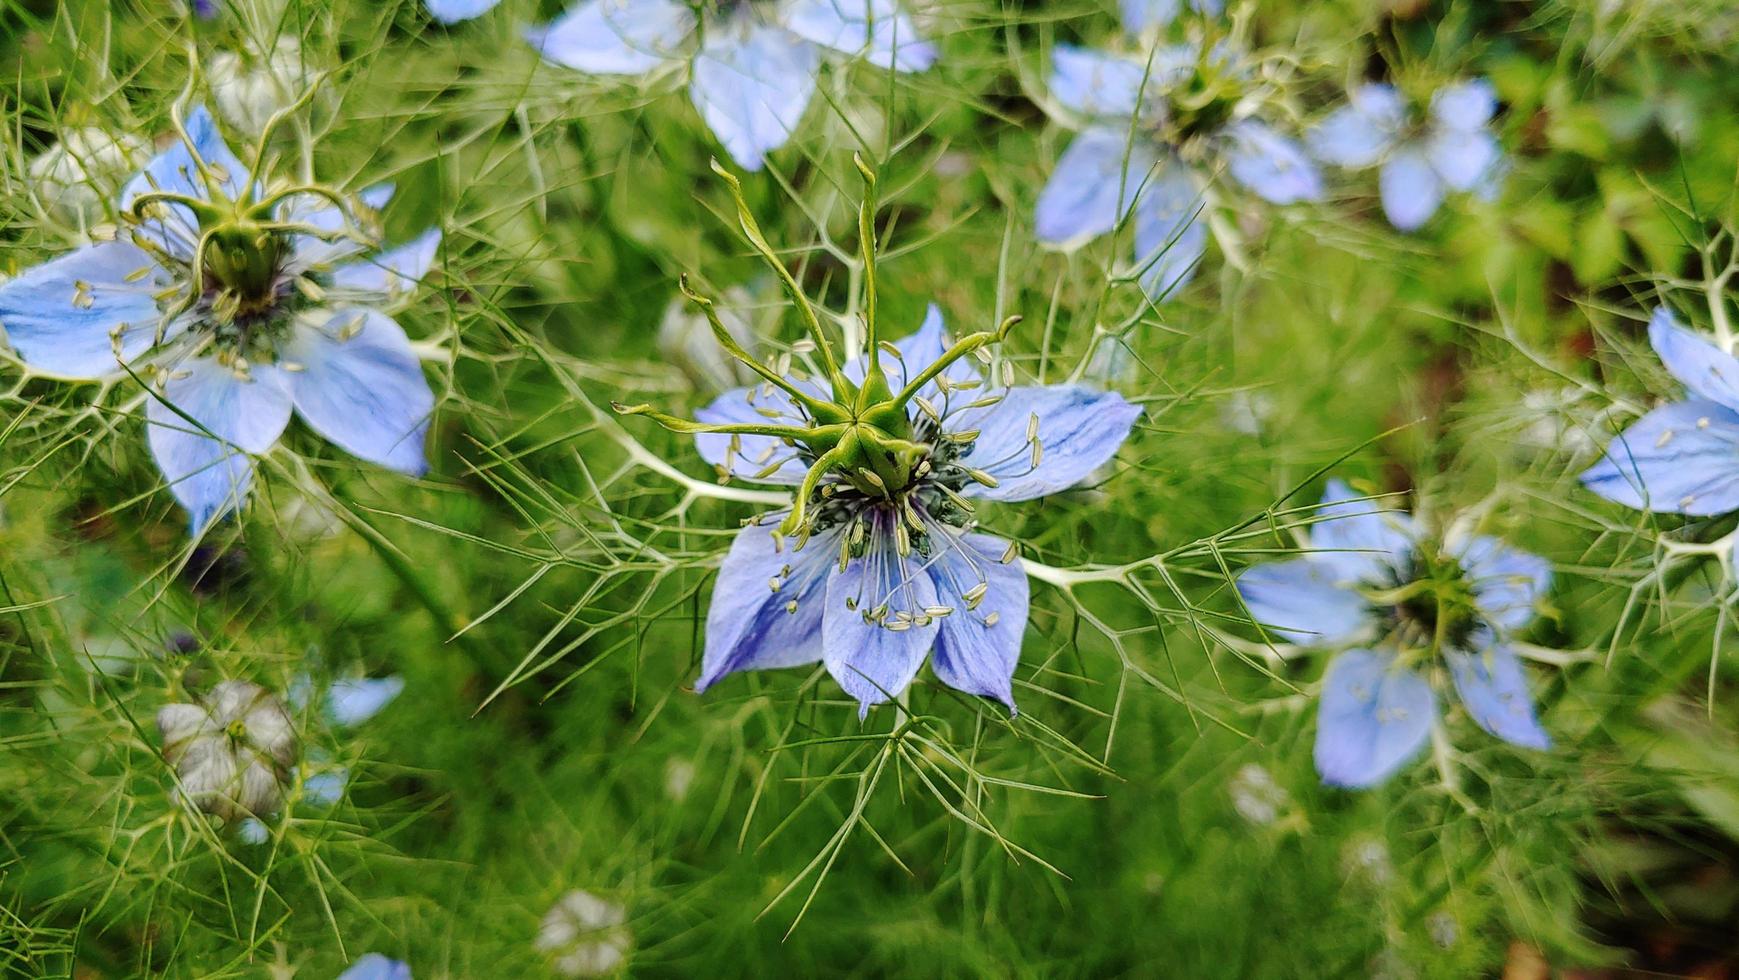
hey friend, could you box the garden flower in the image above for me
[1582,307,1739,516]
[536,890,633,977]
[525,0,936,171]
[1035,41,1322,301]
[338,955,411,980]
[1121,0,1222,35]
[1307,78,1505,231]
[157,679,296,821]
[1236,480,1552,788]
[0,104,440,533]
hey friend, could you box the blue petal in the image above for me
[326,676,405,726]
[329,228,442,302]
[1426,127,1499,192]
[1647,306,1739,412]
[277,309,434,475]
[145,357,293,534]
[120,105,251,257]
[1235,559,1371,646]
[697,519,832,690]
[1132,157,1207,300]
[1034,127,1159,249]
[1313,649,1436,789]
[1377,145,1444,231]
[1430,78,1497,132]
[1048,45,1151,120]
[235,817,269,843]
[955,385,1142,501]
[1119,0,1220,32]
[338,954,412,980]
[928,532,1027,712]
[1306,84,1403,169]
[0,241,166,378]
[426,0,500,23]
[842,304,977,401]
[1580,399,1739,516]
[823,537,940,715]
[689,26,819,172]
[693,378,828,486]
[1452,535,1550,632]
[1447,639,1549,750]
[1222,121,1323,204]
[303,768,348,806]
[525,0,694,74]
[783,0,936,73]
[1309,479,1415,583]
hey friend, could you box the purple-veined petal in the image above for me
[121,105,251,257]
[1446,637,1549,750]
[524,0,694,74]
[1034,127,1160,249]
[145,356,293,534]
[0,241,167,378]
[1580,399,1739,516]
[1308,479,1415,583]
[823,532,940,715]
[1048,45,1151,120]
[697,519,834,690]
[955,385,1142,501]
[1430,78,1497,132]
[689,25,819,172]
[1313,648,1436,789]
[1647,306,1739,412]
[1306,84,1404,169]
[693,376,828,485]
[426,0,500,23]
[277,309,434,475]
[1426,127,1499,192]
[1377,145,1444,232]
[783,0,936,73]
[326,676,405,727]
[1223,121,1323,204]
[338,955,412,980]
[928,532,1027,712]
[1235,558,1372,646]
[328,228,442,302]
[1452,535,1550,632]
[1132,157,1207,300]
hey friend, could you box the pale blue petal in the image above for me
[1034,128,1159,249]
[1426,127,1500,192]
[284,184,396,267]
[326,676,405,727]
[823,539,939,715]
[236,818,269,843]
[1378,145,1444,231]
[278,309,434,475]
[525,0,694,74]
[1309,479,1416,583]
[843,304,976,401]
[1647,306,1739,411]
[1132,158,1206,300]
[1580,399,1739,515]
[1235,559,1371,646]
[1120,0,1220,32]
[689,26,819,171]
[426,0,500,23]
[693,378,827,485]
[955,385,1142,501]
[1306,84,1404,169]
[928,532,1027,712]
[120,105,251,256]
[1314,649,1436,789]
[0,241,166,378]
[329,228,442,302]
[697,520,833,690]
[783,0,936,73]
[303,768,348,806]
[145,357,293,534]
[1048,45,1150,120]
[1447,637,1549,750]
[1223,121,1323,204]
[338,955,412,980]
[1452,536,1550,632]
[1430,78,1497,132]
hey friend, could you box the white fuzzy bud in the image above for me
[535,890,633,977]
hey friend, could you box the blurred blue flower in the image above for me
[1120,0,1222,34]
[426,0,502,22]
[525,0,936,171]
[1035,42,1322,302]
[1236,480,1552,788]
[1307,79,1505,231]
[339,954,411,980]
[0,105,439,534]
[1582,307,1739,515]
[693,306,1140,715]
[288,673,404,726]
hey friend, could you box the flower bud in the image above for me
[209,37,316,137]
[27,126,146,225]
[535,890,632,977]
[157,680,296,823]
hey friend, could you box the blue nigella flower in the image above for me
[1035,41,1322,302]
[1235,480,1553,788]
[338,954,411,980]
[426,0,503,22]
[1120,0,1222,34]
[1582,307,1739,516]
[0,105,440,534]
[524,0,936,171]
[680,306,1139,715]
[1307,78,1505,232]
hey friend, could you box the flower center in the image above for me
[1371,545,1482,652]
